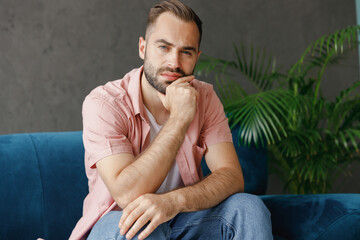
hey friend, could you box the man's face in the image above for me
[139,12,201,94]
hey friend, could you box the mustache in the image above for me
[158,67,186,77]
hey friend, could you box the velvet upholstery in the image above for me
[0,132,88,240]
[1,131,359,239]
[262,194,360,240]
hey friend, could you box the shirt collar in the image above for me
[127,65,148,121]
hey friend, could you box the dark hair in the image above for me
[146,0,202,47]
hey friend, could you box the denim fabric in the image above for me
[87,193,273,240]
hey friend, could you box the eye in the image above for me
[159,45,168,51]
[182,50,192,56]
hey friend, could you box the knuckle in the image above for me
[148,206,157,215]
[122,222,129,230]
[128,211,137,220]
[122,210,129,217]
[157,212,166,220]
[143,198,152,206]
[160,209,171,219]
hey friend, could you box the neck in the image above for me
[141,72,169,125]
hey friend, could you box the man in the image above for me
[70,0,273,239]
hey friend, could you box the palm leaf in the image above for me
[333,129,360,152]
[234,43,282,91]
[328,82,360,130]
[225,90,297,147]
[196,43,283,93]
[195,54,237,77]
[277,129,322,158]
[288,25,360,85]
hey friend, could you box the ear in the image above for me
[197,50,202,61]
[139,37,146,60]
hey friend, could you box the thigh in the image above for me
[170,212,235,240]
[169,193,273,240]
[87,211,171,240]
[169,203,237,240]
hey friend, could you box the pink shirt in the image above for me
[70,66,232,239]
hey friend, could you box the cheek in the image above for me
[183,58,198,72]
[145,54,160,68]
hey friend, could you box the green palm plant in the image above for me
[196,25,360,194]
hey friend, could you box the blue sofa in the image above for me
[1,130,360,240]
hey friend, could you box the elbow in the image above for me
[231,168,244,193]
[115,193,135,209]
[238,175,245,193]
[237,169,245,192]
[111,173,141,209]
[112,183,158,209]
[218,166,244,193]
[113,184,146,209]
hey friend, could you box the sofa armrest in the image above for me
[261,194,360,240]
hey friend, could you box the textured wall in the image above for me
[0,0,358,193]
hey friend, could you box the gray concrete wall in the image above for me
[1,0,358,193]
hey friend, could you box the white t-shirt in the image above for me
[144,106,184,194]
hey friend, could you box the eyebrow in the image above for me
[155,39,197,53]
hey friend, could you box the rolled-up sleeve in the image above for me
[201,87,233,147]
[82,94,133,168]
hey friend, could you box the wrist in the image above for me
[168,113,193,127]
[166,190,187,213]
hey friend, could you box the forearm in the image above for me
[168,167,244,212]
[115,116,190,207]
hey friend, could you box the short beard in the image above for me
[143,59,187,95]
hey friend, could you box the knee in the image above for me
[87,211,123,240]
[223,193,271,220]
[95,211,123,228]
[222,194,273,239]
[88,211,171,240]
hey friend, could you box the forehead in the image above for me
[147,12,200,49]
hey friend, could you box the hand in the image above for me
[157,75,198,124]
[119,193,180,240]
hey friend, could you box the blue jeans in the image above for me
[87,193,273,240]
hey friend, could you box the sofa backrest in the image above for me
[0,129,267,239]
[0,131,87,240]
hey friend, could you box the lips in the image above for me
[160,72,183,81]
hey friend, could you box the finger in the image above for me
[125,212,152,240]
[167,82,193,91]
[120,207,145,236]
[119,201,138,228]
[171,75,194,85]
[175,82,191,87]
[138,217,162,240]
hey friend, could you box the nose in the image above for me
[167,51,180,69]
